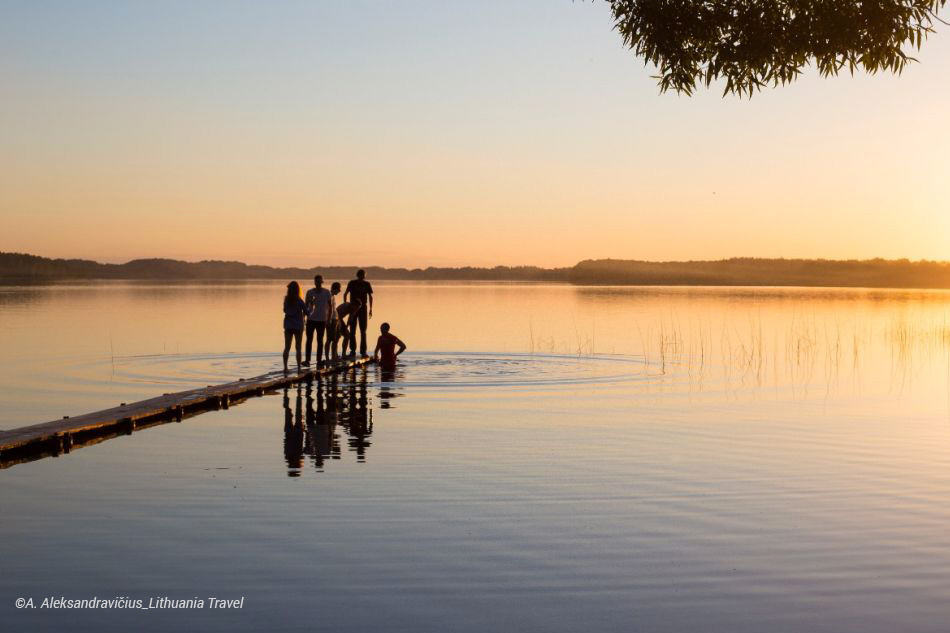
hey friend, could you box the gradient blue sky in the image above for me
[2,0,948,267]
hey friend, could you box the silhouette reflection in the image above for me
[283,387,305,476]
[376,363,406,410]
[282,366,394,477]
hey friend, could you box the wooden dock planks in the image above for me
[0,356,375,469]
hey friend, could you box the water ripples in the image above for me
[77,351,669,391]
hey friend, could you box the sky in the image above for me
[1,1,949,268]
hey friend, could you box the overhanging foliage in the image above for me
[607,0,947,95]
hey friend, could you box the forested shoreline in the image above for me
[4,252,950,289]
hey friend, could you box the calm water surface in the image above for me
[2,281,950,632]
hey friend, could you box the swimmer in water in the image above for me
[373,322,406,371]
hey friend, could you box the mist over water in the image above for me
[3,281,950,632]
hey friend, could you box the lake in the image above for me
[3,281,950,632]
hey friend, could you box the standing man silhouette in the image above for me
[303,274,331,367]
[344,269,373,357]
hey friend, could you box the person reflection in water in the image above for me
[373,322,406,372]
[377,367,403,409]
[283,386,305,476]
[304,379,338,471]
[341,369,373,462]
[282,369,375,475]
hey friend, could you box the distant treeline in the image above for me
[0,252,563,282]
[4,252,950,289]
[569,258,950,288]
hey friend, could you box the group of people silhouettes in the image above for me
[282,269,406,372]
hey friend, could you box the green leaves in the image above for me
[607,0,947,96]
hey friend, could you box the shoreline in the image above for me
[6,253,950,290]
[5,277,950,291]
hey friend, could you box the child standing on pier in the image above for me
[324,282,342,361]
[334,294,362,359]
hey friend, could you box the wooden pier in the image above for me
[0,357,375,469]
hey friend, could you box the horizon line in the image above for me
[5,251,950,270]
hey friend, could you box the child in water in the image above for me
[373,322,406,370]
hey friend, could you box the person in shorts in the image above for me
[282,281,306,372]
[303,275,332,367]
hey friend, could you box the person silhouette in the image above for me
[335,294,362,359]
[344,269,374,357]
[282,281,306,372]
[373,322,406,371]
[303,275,331,367]
[325,281,350,362]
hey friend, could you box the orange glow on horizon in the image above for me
[2,2,949,268]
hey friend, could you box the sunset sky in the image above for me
[2,1,948,268]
